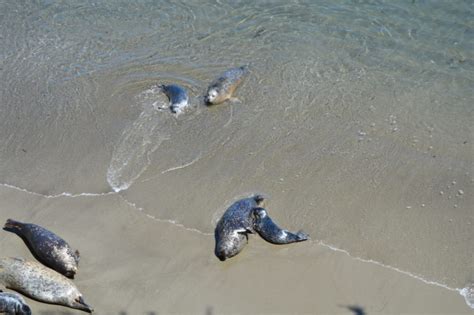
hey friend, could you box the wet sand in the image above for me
[0,185,471,314]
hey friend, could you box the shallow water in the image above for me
[0,0,473,310]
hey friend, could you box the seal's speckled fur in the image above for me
[159,84,189,114]
[214,195,308,261]
[252,207,309,244]
[214,195,264,261]
[205,66,248,105]
[0,290,31,315]
[0,257,92,313]
[4,219,80,279]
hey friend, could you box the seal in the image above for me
[159,84,189,114]
[0,290,31,315]
[0,257,93,313]
[252,207,309,244]
[3,219,80,279]
[204,66,248,105]
[214,195,264,261]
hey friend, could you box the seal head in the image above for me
[205,66,248,105]
[3,219,80,279]
[252,207,309,244]
[0,290,31,315]
[159,84,189,115]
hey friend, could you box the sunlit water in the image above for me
[0,0,472,308]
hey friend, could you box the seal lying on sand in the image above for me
[159,84,189,114]
[0,290,31,315]
[252,207,309,244]
[214,195,264,261]
[204,66,248,105]
[0,257,92,313]
[214,195,309,261]
[3,219,80,279]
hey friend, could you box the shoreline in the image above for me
[0,185,471,314]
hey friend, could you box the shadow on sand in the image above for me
[340,304,366,315]
[38,306,214,315]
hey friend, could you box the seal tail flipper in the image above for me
[295,230,310,241]
[3,219,24,234]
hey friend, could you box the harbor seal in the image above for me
[3,219,80,279]
[0,290,31,315]
[0,257,93,313]
[214,195,264,261]
[204,66,248,105]
[214,195,309,261]
[159,84,189,114]
[252,207,309,244]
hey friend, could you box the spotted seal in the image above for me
[252,207,309,244]
[214,195,309,261]
[0,290,31,315]
[0,257,93,313]
[214,195,264,261]
[204,66,248,105]
[3,219,80,279]
[159,84,189,114]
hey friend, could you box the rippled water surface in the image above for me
[1,0,473,310]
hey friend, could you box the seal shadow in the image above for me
[340,304,366,315]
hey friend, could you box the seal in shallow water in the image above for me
[204,66,248,105]
[3,219,80,279]
[0,257,93,313]
[159,84,189,114]
[252,207,309,244]
[0,290,31,315]
[214,195,264,261]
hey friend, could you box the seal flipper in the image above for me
[252,207,309,244]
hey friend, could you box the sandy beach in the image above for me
[0,1,472,314]
[0,183,472,314]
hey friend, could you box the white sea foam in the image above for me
[0,183,116,198]
[316,240,473,308]
[118,195,212,236]
[460,286,474,309]
[106,102,169,192]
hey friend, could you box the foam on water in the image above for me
[0,183,116,199]
[460,286,474,309]
[106,91,170,192]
